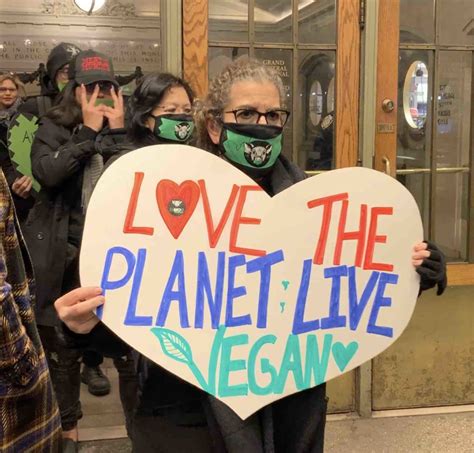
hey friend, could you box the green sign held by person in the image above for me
[7,112,41,193]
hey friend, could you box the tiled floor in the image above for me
[78,412,474,452]
[78,361,473,452]
[78,358,127,441]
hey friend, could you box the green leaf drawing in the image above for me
[150,327,210,392]
[151,327,194,365]
[7,113,41,193]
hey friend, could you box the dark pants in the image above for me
[131,415,213,453]
[83,349,103,367]
[113,354,140,439]
[38,325,82,432]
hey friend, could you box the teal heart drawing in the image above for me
[332,342,359,372]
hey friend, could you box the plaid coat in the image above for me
[0,171,61,452]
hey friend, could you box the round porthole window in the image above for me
[403,61,428,129]
[74,0,106,13]
[309,80,323,126]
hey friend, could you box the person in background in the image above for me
[17,42,113,397]
[55,60,447,453]
[20,42,82,118]
[0,169,62,452]
[112,71,194,154]
[59,72,196,451]
[22,49,127,452]
[0,73,35,222]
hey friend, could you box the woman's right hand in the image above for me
[12,175,32,198]
[55,287,105,334]
[80,84,106,132]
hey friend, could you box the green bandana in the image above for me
[219,123,283,173]
[94,98,114,108]
[57,81,67,92]
[152,114,194,143]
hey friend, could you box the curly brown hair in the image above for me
[194,58,285,154]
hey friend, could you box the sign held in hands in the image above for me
[80,145,423,419]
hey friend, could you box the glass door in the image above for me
[372,0,474,411]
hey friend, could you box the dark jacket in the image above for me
[22,117,126,326]
[19,78,60,118]
[64,148,327,453]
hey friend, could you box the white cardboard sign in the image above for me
[80,145,423,419]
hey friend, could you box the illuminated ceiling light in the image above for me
[74,0,106,14]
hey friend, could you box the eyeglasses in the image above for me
[57,66,69,76]
[224,109,290,127]
[85,81,114,94]
[0,87,18,94]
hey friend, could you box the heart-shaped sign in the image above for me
[80,145,423,419]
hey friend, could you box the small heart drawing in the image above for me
[156,179,200,239]
[332,342,359,372]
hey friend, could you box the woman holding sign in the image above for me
[56,60,447,453]
[0,73,35,222]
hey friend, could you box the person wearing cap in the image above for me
[21,49,131,453]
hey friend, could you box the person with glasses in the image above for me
[0,73,35,221]
[21,49,128,453]
[19,45,113,401]
[20,42,82,118]
[55,59,446,452]
[54,60,313,453]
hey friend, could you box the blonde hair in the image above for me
[195,58,285,154]
[0,73,25,97]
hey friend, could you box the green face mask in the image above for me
[94,98,114,108]
[57,81,67,92]
[219,123,283,176]
[152,114,195,143]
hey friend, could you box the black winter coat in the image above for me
[64,147,328,453]
[22,117,126,326]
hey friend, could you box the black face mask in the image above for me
[151,114,195,143]
[218,123,283,177]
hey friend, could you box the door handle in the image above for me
[382,155,391,175]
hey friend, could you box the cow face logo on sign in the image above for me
[168,199,186,216]
[81,145,423,420]
[243,141,272,167]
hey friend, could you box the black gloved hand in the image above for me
[416,240,447,296]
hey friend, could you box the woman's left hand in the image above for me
[412,241,447,295]
[103,86,125,130]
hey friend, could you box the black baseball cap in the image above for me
[68,49,119,88]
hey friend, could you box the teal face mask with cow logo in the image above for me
[219,123,283,176]
[152,114,195,143]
